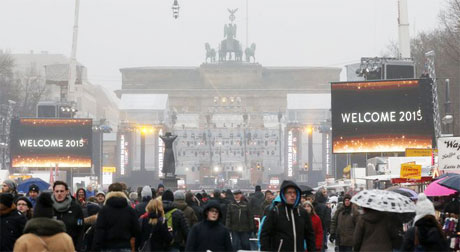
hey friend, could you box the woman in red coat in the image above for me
[303,201,323,252]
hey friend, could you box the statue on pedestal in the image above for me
[160,132,177,177]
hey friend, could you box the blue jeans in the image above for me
[231,231,250,251]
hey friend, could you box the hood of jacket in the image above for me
[23,217,66,236]
[163,200,176,213]
[203,200,222,221]
[105,191,129,208]
[174,200,188,211]
[361,208,385,223]
[315,190,328,204]
[279,180,301,207]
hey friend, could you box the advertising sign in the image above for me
[331,79,434,153]
[10,118,92,168]
[437,137,460,171]
[400,163,422,179]
[405,148,434,157]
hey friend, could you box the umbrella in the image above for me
[386,187,418,200]
[433,173,460,181]
[424,177,457,197]
[17,178,50,193]
[439,175,460,192]
[351,189,415,213]
[299,185,313,194]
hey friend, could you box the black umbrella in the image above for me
[433,173,460,181]
[439,175,460,192]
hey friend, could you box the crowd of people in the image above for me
[0,178,457,252]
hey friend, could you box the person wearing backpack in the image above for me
[137,198,173,251]
[400,193,449,252]
[162,189,190,252]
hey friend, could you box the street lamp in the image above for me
[172,0,180,19]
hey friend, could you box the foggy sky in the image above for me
[0,0,444,91]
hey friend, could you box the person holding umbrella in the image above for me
[351,190,415,252]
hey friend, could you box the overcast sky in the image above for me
[0,0,445,91]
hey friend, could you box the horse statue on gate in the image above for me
[245,43,256,63]
[205,43,216,63]
[217,8,243,62]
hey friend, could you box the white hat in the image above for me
[413,193,435,224]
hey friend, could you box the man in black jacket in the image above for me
[0,193,27,252]
[163,189,190,252]
[185,200,233,252]
[92,191,141,251]
[249,185,265,218]
[260,180,315,252]
[226,189,255,251]
[51,181,84,251]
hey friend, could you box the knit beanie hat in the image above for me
[29,184,40,193]
[255,185,262,192]
[33,192,55,218]
[162,189,174,202]
[414,193,435,224]
[157,184,165,190]
[174,190,185,201]
[3,179,16,191]
[15,196,33,209]
[141,186,152,198]
[0,193,14,208]
[343,194,352,202]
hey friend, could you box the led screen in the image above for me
[10,118,92,168]
[331,79,434,153]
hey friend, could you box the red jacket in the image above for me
[310,213,323,251]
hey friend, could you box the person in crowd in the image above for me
[129,191,139,208]
[262,190,274,212]
[157,184,165,196]
[303,201,323,251]
[400,193,449,251]
[162,189,190,252]
[86,184,96,198]
[13,192,75,252]
[305,192,315,203]
[92,190,141,252]
[27,184,39,207]
[51,181,84,251]
[329,194,357,252]
[201,192,209,204]
[0,193,27,252]
[210,189,228,223]
[314,188,331,251]
[249,185,265,218]
[15,196,33,220]
[2,179,18,200]
[353,207,393,251]
[185,200,233,252]
[137,198,173,251]
[108,182,124,193]
[185,191,202,222]
[174,190,198,227]
[81,201,101,252]
[226,189,254,251]
[259,180,315,252]
[76,187,91,217]
[136,185,153,217]
[95,191,105,206]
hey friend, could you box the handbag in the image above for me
[139,225,154,252]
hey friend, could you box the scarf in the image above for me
[52,195,72,212]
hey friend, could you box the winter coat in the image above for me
[226,198,255,232]
[175,200,198,227]
[163,200,190,249]
[334,206,358,246]
[137,212,173,251]
[185,200,233,252]
[13,217,75,252]
[187,201,203,222]
[0,206,27,252]
[400,217,449,252]
[92,191,141,251]
[260,180,316,252]
[135,196,151,218]
[249,191,265,217]
[52,195,84,251]
[310,213,324,251]
[262,199,273,215]
[353,209,392,252]
[313,191,331,232]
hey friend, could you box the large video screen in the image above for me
[10,118,92,168]
[331,79,434,153]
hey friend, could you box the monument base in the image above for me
[161,175,180,190]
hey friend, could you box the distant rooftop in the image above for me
[120,94,168,110]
